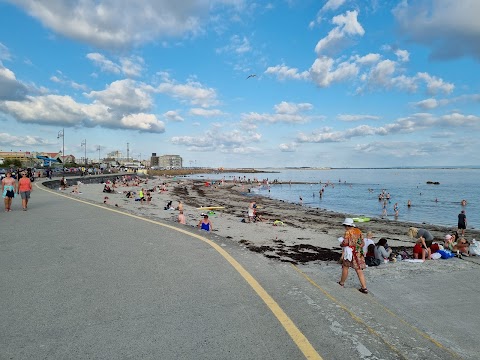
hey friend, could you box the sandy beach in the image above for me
[62,174,480,282]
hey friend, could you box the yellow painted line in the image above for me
[292,264,460,359]
[37,183,322,360]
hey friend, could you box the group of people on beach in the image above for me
[1,170,33,211]
[338,213,476,295]
[407,225,473,260]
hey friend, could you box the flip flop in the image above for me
[358,288,369,294]
[337,281,344,287]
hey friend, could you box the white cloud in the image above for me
[171,128,262,153]
[87,53,144,77]
[337,114,380,121]
[315,10,365,55]
[0,63,28,101]
[354,53,381,65]
[9,0,243,49]
[85,79,153,114]
[297,111,480,144]
[309,56,358,87]
[163,110,184,122]
[0,92,165,133]
[120,113,165,132]
[86,53,121,74]
[264,64,309,81]
[189,108,224,117]
[393,0,480,60]
[0,43,12,61]
[414,98,440,110]
[395,49,410,62]
[416,72,454,95]
[279,142,297,152]
[216,35,252,55]
[274,101,312,114]
[242,101,318,124]
[321,0,347,12]
[156,78,219,108]
[414,94,480,110]
[50,72,88,91]
[0,132,52,147]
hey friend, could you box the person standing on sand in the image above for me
[458,210,467,236]
[338,218,368,294]
[2,171,16,212]
[17,172,32,211]
[178,210,186,225]
[248,200,256,222]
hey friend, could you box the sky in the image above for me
[0,0,479,168]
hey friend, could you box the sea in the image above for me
[186,168,479,230]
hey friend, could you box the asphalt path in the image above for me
[1,181,478,359]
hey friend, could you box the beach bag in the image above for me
[438,249,455,259]
[365,256,381,266]
[469,240,480,256]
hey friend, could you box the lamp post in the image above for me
[96,145,101,163]
[57,128,64,174]
[81,139,87,166]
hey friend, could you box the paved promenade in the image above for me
[1,180,480,359]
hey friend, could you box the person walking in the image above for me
[2,171,16,212]
[338,218,368,294]
[17,171,32,211]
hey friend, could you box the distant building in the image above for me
[150,153,182,169]
[0,151,33,165]
[160,155,182,169]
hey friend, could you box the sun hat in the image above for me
[445,234,452,240]
[342,218,355,227]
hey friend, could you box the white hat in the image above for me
[445,234,452,240]
[342,218,355,227]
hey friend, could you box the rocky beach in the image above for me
[56,174,480,283]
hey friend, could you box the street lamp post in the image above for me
[57,128,64,174]
[81,139,87,167]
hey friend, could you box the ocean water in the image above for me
[186,168,479,229]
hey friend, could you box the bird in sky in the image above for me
[246,74,257,79]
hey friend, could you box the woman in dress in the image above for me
[338,218,368,294]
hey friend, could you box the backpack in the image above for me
[365,256,381,266]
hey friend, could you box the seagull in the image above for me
[246,74,257,79]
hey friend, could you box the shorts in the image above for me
[458,223,466,229]
[20,191,31,199]
[4,190,14,198]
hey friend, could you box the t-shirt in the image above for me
[458,213,466,226]
[18,178,32,192]
[417,228,433,241]
[363,238,375,254]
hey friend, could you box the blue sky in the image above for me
[0,0,479,168]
